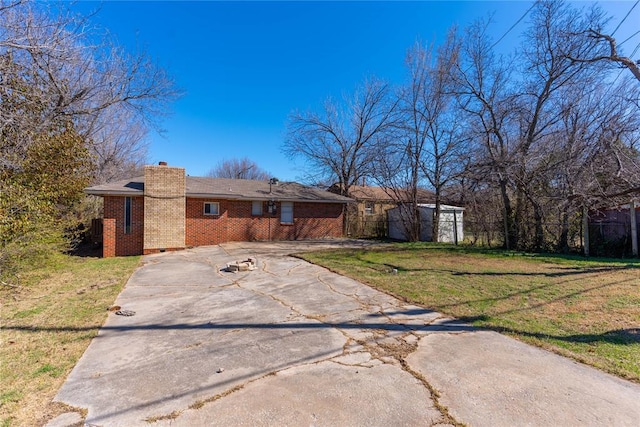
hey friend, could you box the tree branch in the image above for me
[566,30,640,81]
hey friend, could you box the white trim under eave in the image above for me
[84,190,144,197]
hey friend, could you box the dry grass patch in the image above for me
[300,243,640,382]
[1,253,140,427]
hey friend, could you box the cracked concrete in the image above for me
[50,241,640,426]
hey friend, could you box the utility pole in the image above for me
[583,205,590,257]
[631,199,638,257]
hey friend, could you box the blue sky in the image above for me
[72,1,640,182]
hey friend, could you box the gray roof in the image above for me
[85,176,353,204]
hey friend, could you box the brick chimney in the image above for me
[143,163,186,253]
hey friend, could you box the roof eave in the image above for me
[84,189,143,197]
[86,189,352,204]
[187,193,351,203]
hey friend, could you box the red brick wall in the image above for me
[291,202,344,239]
[102,196,344,257]
[103,196,144,257]
[185,199,344,247]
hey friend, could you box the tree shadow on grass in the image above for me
[509,326,640,346]
[68,242,102,258]
[430,277,636,313]
[369,263,638,276]
[338,247,639,278]
[345,243,640,266]
[460,315,640,346]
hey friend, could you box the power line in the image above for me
[611,0,639,37]
[608,40,640,88]
[629,40,640,59]
[610,68,625,87]
[603,2,640,89]
[490,2,536,49]
[601,2,640,89]
[619,30,640,48]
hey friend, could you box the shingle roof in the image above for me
[85,176,353,204]
[329,184,435,203]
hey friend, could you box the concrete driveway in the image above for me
[51,241,640,426]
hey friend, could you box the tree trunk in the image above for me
[532,199,545,252]
[582,205,590,257]
[631,200,638,257]
[499,179,513,249]
[433,189,441,243]
[558,207,570,254]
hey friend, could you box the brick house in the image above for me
[86,162,353,257]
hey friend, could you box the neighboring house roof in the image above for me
[329,184,435,203]
[346,185,395,201]
[417,204,465,211]
[388,204,465,213]
[85,176,353,204]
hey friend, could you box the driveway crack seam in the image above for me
[284,261,306,275]
[315,272,409,319]
[259,260,277,276]
[150,353,358,422]
[398,359,466,427]
[354,334,465,427]
[234,278,305,317]
[329,358,376,369]
[147,376,261,422]
[316,273,359,300]
[231,274,361,359]
[180,245,462,425]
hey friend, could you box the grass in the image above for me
[299,242,640,383]
[0,252,140,427]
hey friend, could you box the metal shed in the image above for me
[388,204,464,243]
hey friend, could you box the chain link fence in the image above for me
[345,206,638,258]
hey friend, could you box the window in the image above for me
[252,201,263,216]
[281,201,293,224]
[204,202,220,216]
[364,201,375,215]
[124,197,132,234]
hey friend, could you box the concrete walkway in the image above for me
[50,241,640,426]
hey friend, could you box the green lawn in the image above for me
[1,253,140,427]
[299,243,640,383]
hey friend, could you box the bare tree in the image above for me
[284,78,398,195]
[454,0,639,252]
[370,36,463,242]
[398,34,464,241]
[85,106,150,183]
[549,80,640,251]
[0,0,179,281]
[453,18,518,249]
[507,0,610,250]
[280,0,639,254]
[371,132,422,241]
[564,30,640,82]
[0,0,179,182]
[207,157,272,180]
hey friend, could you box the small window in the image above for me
[124,197,132,234]
[364,201,375,215]
[204,202,219,216]
[252,201,263,216]
[281,201,293,224]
